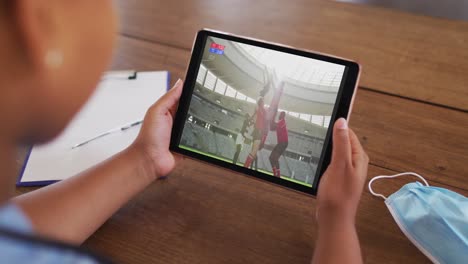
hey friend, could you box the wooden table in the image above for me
[17,0,468,263]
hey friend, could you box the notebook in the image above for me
[17,71,170,186]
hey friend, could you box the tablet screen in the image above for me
[173,31,358,194]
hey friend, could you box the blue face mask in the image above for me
[368,172,468,264]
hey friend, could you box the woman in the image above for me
[0,1,369,263]
[243,97,266,169]
[269,111,288,177]
[233,113,251,165]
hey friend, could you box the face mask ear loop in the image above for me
[368,172,430,200]
[368,176,389,200]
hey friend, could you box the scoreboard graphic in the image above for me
[209,42,225,55]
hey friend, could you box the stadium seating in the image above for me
[180,121,317,185]
[189,91,325,157]
[180,84,326,186]
[214,132,236,158]
[188,95,243,132]
[194,83,328,139]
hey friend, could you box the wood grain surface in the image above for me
[78,160,466,264]
[15,1,468,263]
[114,0,468,111]
[17,158,467,263]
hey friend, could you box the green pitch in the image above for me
[179,145,312,187]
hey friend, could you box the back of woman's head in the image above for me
[0,1,117,144]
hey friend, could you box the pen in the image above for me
[71,120,143,149]
[121,120,143,131]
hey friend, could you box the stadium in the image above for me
[180,37,344,186]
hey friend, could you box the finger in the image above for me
[348,129,364,156]
[331,118,352,167]
[349,129,369,169]
[153,79,183,115]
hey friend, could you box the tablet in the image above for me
[170,29,360,195]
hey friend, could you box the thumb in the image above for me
[331,118,352,167]
[153,79,183,115]
[166,78,184,102]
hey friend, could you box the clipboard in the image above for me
[17,71,171,187]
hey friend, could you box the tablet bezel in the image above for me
[170,29,360,196]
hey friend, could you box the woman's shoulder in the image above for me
[0,203,33,234]
[0,203,108,264]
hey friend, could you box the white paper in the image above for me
[20,71,168,184]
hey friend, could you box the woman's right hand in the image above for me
[316,118,369,226]
[131,79,183,180]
